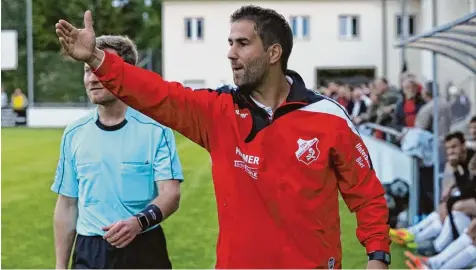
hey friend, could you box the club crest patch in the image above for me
[295,138,320,165]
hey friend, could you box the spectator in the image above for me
[373,78,401,128]
[466,116,476,151]
[415,82,452,138]
[326,81,339,99]
[405,160,476,269]
[375,77,400,106]
[358,91,380,124]
[390,132,475,255]
[10,88,28,126]
[361,83,371,97]
[1,85,8,108]
[394,78,425,129]
[337,84,351,108]
[348,87,368,124]
[442,132,475,194]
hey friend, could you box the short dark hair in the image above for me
[445,131,466,144]
[96,35,138,65]
[471,116,476,124]
[230,5,293,72]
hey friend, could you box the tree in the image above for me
[1,0,162,103]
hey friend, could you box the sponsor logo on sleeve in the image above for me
[355,143,370,168]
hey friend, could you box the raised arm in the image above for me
[56,10,220,150]
[92,49,218,149]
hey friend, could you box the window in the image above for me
[289,16,310,39]
[338,15,359,39]
[396,15,416,37]
[184,17,204,41]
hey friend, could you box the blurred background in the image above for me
[1,0,476,269]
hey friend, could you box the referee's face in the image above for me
[84,63,118,105]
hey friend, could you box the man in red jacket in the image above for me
[55,5,391,269]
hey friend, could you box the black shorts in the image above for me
[72,225,172,269]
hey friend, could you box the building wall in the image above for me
[384,0,422,85]
[162,0,474,92]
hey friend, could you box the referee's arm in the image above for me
[51,130,79,269]
[54,195,78,269]
[150,128,184,220]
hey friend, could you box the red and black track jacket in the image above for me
[94,50,391,269]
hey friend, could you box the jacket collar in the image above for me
[235,69,316,109]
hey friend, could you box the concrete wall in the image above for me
[26,107,93,128]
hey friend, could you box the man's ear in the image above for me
[268,44,282,65]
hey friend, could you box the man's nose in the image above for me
[227,46,238,60]
[88,72,99,83]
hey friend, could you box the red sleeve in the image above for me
[331,123,391,254]
[93,50,218,150]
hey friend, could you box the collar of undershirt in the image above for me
[249,76,294,118]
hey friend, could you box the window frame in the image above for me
[396,14,417,38]
[338,14,360,40]
[289,15,311,40]
[184,17,205,41]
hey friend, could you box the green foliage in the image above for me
[1,0,162,103]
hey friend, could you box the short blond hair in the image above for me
[96,35,138,65]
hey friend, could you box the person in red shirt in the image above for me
[55,6,391,269]
[395,78,425,128]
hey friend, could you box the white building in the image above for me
[162,0,475,96]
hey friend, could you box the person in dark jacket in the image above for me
[394,78,425,129]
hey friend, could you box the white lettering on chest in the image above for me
[235,147,260,165]
[234,147,259,179]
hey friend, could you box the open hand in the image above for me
[102,217,142,248]
[55,10,96,62]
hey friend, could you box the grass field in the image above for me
[2,128,407,269]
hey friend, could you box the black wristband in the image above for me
[368,251,391,265]
[134,204,163,231]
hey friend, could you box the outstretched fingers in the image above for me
[55,26,67,40]
[58,19,75,32]
[55,22,70,36]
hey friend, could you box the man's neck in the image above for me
[97,101,128,126]
[250,73,291,111]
